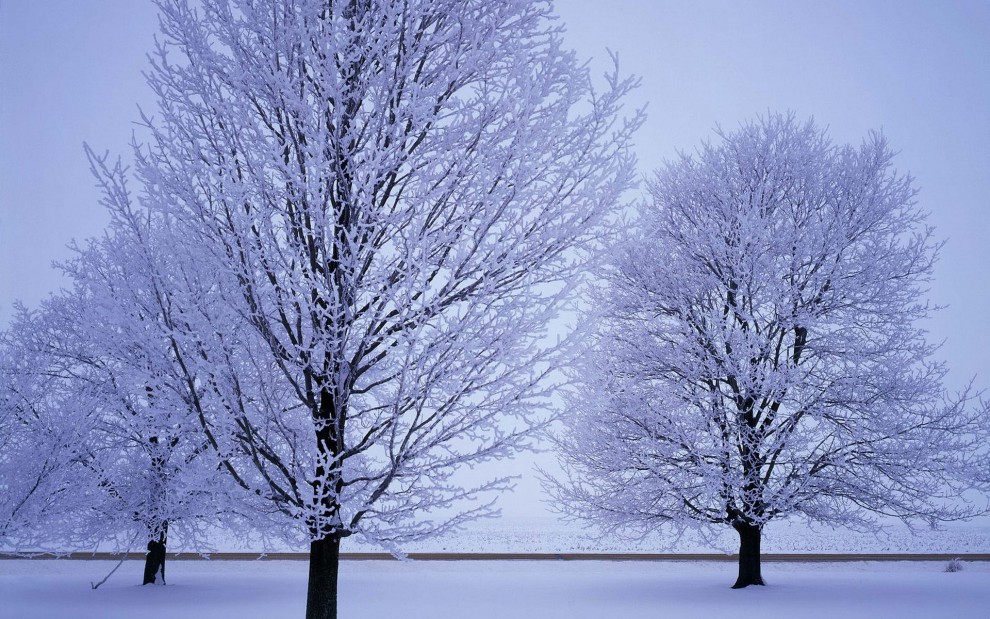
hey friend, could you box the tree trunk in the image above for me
[306,535,341,619]
[142,523,168,585]
[731,522,765,588]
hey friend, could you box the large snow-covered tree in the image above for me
[552,114,990,589]
[95,1,639,616]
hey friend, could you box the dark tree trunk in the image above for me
[731,521,765,588]
[142,523,168,585]
[306,535,341,619]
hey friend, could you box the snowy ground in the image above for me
[1,558,988,619]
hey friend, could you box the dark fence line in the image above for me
[3,552,989,562]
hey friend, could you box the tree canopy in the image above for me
[552,113,990,588]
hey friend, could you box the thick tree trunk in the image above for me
[306,535,341,619]
[731,522,765,588]
[142,523,168,585]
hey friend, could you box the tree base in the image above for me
[142,540,166,585]
[731,522,764,588]
[731,578,766,589]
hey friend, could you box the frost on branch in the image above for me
[0,311,93,549]
[126,0,640,551]
[550,113,990,588]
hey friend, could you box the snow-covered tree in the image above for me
[56,179,242,584]
[0,157,242,582]
[551,114,990,589]
[95,1,639,616]
[0,310,94,548]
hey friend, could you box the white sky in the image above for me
[1,1,989,522]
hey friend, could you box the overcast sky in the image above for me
[1,1,988,521]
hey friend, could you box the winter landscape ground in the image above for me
[4,518,990,618]
[2,558,989,619]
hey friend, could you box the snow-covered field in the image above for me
[1,558,988,619]
[5,518,989,617]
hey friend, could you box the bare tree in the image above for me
[551,113,990,589]
[92,1,640,616]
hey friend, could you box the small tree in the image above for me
[0,174,239,582]
[98,1,640,617]
[552,114,990,588]
[66,153,246,584]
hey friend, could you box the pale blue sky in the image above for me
[553,0,990,390]
[2,1,988,521]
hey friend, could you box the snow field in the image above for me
[2,559,988,619]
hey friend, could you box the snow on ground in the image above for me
[1,558,988,619]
